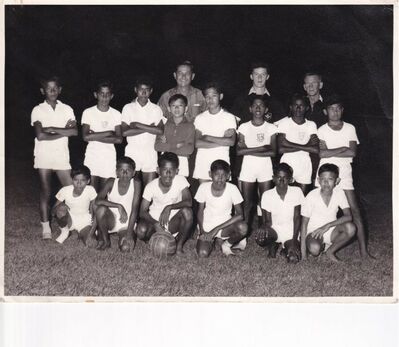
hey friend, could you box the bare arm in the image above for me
[300,216,310,260]
[197,202,206,234]
[195,129,220,149]
[34,121,76,141]
[292,205,301,241]
[154,132,171,153]
[278,133,319,154]
[82,124,122,144]
[207,203,245,239]
[122,120,164,136]
[126,178,142,237]
[159,188,192,227]
[319,140,357,158]
[139,198,159,225]
[236,133,277,157]
[202,128,236,147]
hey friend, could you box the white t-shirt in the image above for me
[301,188,350,233]
[276,116,317,159]
[142,175,190,221]
[238,120,278,148]
[31,100,75,158]
[261,186,304,231]
[195,182,243,232]
[194,109,237,160]
[81,105,122,155]
[318,122,359,166]
[55,185,97,216]
[121,99,165,153]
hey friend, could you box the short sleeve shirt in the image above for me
[301,188,350,233]
[238,121,278,148]
[121,99,165,151]
[31,100,75,157]
[55,185,97,216]
[142,175,190,221]
[81,105,121,154]
[195,182,243,231]
[318,122,359,165]
[261,186,304,230]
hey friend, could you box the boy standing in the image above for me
[82,81,122,192]
[137,152,193,254]
[121,77,165,187]
[31,76,77,239]
[193,82,237,184]
[301,164,356,262]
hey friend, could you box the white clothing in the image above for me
[178,156,189,177]
[122,99,165,171]
[31,100,75,170]
[238,121,277,182]
[81,105,122,178]
[108,178,135,233]
[142,175,190,222]
[55,185,97,231]
[195,182,243,232]
[261,186,304,243]
[193,109,237,179]
[301,188,350,245]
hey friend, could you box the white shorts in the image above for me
[193,152,230,180]
[109,208,129,234]
[34,150,71,171]
[125,146,157,173]
[281,154,312,185]
[273,225,293,244]
[239,156,273,183]
[309,227,334,247]
[69,213,92,232]
[84,148,116,178]
[178,156,189,177]
[315,162,354,190]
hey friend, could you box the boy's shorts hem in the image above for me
[239,156,273,183]
[34,158,71,171]
[84,155,116,179]
[193,153,230,180]
[69,213,92,232]
[125,149,157,173]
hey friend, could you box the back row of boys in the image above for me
[31,60,373,261]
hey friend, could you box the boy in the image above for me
[81,80,122,192]
[277,94,319,194]
[301,164,356,262]
[236,94,277,228]
[256,163,304,261]
[193,82,237,184]
[121,77,165,187]
[95,157,142,252]
[317,95,372,258]
[195,160,248,257]
[31,76,77,239]
[137,152,193,254]
[155,94,195,177]
[52,165,97,245]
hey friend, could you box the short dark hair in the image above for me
[202,81,223,96]
[324,94,344,108]
[273,163,293,178]
[117,157,136,171]
[250,61,270,74]
[303,72,323,82]
[168,93,188,106]
[135,76,153,89]
[176,60,194,73]
[318,163,339,177]
[289,93,310,108]
[248,94,270,108]
[210,160,230,174]
[158,152,179,169]
[95,80,113,93]
[71,165,91,180]
[40,75,61,89]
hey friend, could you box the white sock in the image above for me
[41,221,51,232]
[56,227,69,244]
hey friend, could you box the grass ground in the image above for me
[4,157,393,297]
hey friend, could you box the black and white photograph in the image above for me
[2,3,395,300]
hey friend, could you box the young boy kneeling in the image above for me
[300,163,356,262]
[256,163,304,261]
[137,152,193,255]
[195,160,248,257]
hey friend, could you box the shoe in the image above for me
[267,242,279,258]
[42,229,52,240]
[56,229,69,244]
[232,238,247,251]
[221,241,235,256]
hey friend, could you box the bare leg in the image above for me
[241,181,256,225]
[136,221,156,242]
[55,169,72,186]
[327,222,357,262]
[90,176,101,193]
[95,206,114,250]
[169,208,193,254]
[37,169,53,223]
[306,234,324,257]
[196,239,214,258]
[142,171,157,187]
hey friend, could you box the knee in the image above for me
[95,206,108,219]
[136,222,148,240]
[181,207,193,222]
[55,204,68,219]
[345,222,357,238]
[307,238,322,257]
[237,221,248,238]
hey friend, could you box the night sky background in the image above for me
[5,5,393,167]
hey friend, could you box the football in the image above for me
[149,231,176,259]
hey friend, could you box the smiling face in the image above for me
[303,74,323,97]
[41,81,62,103]
[168,98,187,119]
[94,86,113,108]
[72,173,90,194]
[249,98,268,120]
[174,64,194,88]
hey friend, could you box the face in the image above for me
[210,168,230,189]
[326,103,344,122]
[72,174,90,193]
[158,161,178,187]
[249,98,268,119]
[94,86,113,108]
[116,163,135,180]
[273,170,292,189]
[250,67,269,88]
[135,84,153,103]
[174,65,195,88]
[204,88,223,110]
[168,99,187,118]
[318,171,339,191]
[40,81,62,102]
[303,75,323,97]
[290,98,308,118]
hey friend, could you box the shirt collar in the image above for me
[248,87,270,97]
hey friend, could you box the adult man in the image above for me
[303,72,326,128]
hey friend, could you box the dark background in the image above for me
[5,5,393,171]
